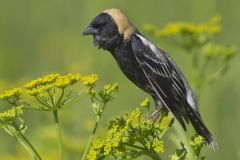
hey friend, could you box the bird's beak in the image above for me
[83,25,98,35]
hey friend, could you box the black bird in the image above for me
[83,8,217,148]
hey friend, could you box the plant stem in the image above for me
[81,117,99,160]
[19,132,42,160]
[5,126,42,160]
[81,102,107,160]
[53,110,63,160]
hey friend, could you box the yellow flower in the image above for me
[98,83,118,101]
[130,107,142,119]
[25,73,81,95]
[140,97,150,108]
[103,143,112,156]
[92,138,104,150]
[24,80,40,90]
[152,139,164,153]
[151,16,222,38]
[81,74,99,86]
[0,106,23,125]
[55,73,81,88]
[112,132,122,147]
[86,150,98,160]
[190,135,205,148]
[26,84,54,96]
[157,23,182,36]
[208,26,221,34]
[24,74,60,90]
[40,73,60,85]
[0,88,23,100]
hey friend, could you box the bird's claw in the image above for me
[147,109,161,123]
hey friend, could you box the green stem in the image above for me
[81,117,99,160]
[81,102,107,160]
[125,143,146,151]
[19,132,42,160]
[48,91,55,106]
[147,152,162,160]
[56,88,65,107]
[53,110,63,160]
[62,89,86,106]
[35,96,52,109]
[5,126,42,160]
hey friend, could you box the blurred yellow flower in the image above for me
[145,16,221,38]
[86,150,98,160]
[0,88,23,100]
[81,74,99,86]
[0,106,23,125]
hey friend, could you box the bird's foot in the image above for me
[147,109,161,123]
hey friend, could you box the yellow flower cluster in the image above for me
[0,106,23,125]
[152,139,164,153]
[190,135,205,150]
[24,74,60,90]
[55,73,81,88]
[0,88,23,100]
[98,83,118,102]
[80,74,99,86]
[130,107,142,119]
[24,73,82,96]
[202,43,236,60]
[140,97,150,108]
[144,16,221,37]
[87,104,169,159]
[87,150,98,160]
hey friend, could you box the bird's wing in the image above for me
[131,33,195,129]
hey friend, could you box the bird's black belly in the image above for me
[111,41,154,94]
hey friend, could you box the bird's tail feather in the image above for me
[185,103,218,149]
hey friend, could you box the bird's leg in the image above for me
[147,100,163,123]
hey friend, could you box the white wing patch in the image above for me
[136,34,159,57]
[187,91,198,111]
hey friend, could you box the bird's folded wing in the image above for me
[131,33,189,129]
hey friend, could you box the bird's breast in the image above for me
[111,42,153,93]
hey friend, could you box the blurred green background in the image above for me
[0,0,239,159]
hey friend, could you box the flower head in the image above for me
[24,73,82,96]
[152,139,164,153]
[81,74,99,86]
[24,74,60,90]
[0,88,23,101]
[190,135,205,149]
[55,73,81,88]
[130,107,142,119]
[87,103,169,159]
[0,106,23,125]
[140,97,150,108]
[98,83,118,101]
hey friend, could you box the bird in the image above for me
[83,8,217,148]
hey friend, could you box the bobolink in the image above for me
[83,8,217,148]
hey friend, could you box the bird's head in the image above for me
[83,8,136,51]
